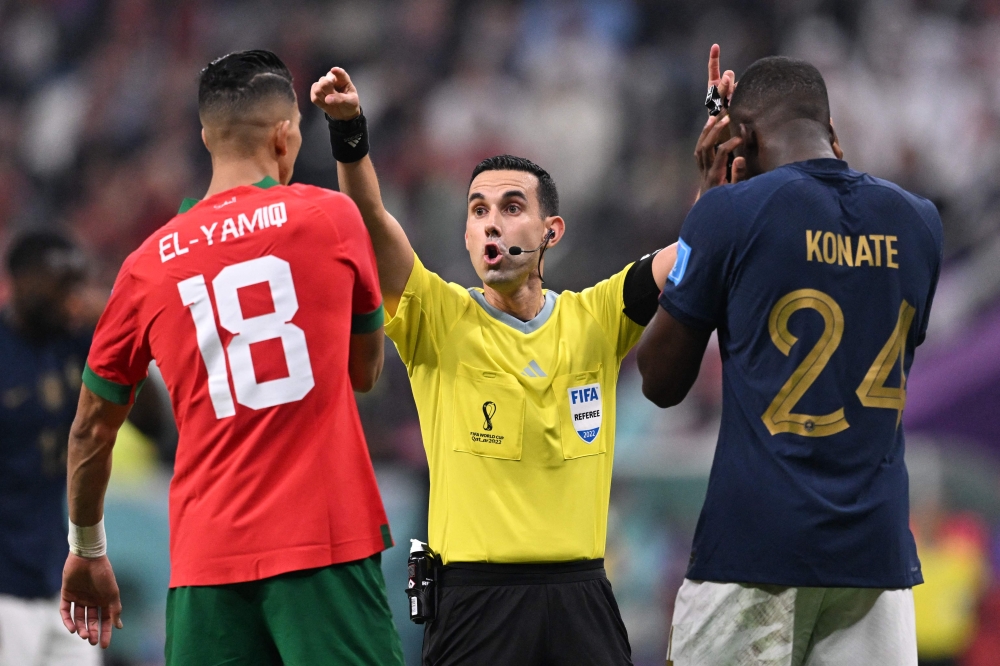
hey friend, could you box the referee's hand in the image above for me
[311,67,361,121]
[60,553,123,649]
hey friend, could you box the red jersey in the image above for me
[84,177,392,587]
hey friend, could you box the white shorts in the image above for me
[667,579,917,666]
[0,594,102,666]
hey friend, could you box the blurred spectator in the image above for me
[965,582,1000,666]
[913,513,991,665]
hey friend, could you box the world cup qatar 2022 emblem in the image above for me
[482,401,496,431]
[567,383,602,443]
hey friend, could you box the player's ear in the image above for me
[738,123,758,158]
[544,216,566,247]
[274,120,291,157]
[201,127,209,150]
[829,119,844,160]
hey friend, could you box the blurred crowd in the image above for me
[3,0,1000,664]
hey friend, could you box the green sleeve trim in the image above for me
[351,304,385,334]
[82,365,135,405]
[380,524,394,549]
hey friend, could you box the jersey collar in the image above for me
[177,176,281,214]
[468,289,558,334]
[789,158,849,173]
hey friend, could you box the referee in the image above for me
[311,66,690,665]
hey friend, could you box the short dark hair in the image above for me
[470,155,560,218]
[6,230,84,278]
[198,50,295,122]
[729,56,830,126]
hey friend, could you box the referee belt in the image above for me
[438,559,606,587]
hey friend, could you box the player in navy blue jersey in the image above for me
[637,56,942,665]
[0,233,166,663]
[0,231,101,666]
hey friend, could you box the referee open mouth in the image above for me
[484,242,503,266]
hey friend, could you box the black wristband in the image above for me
[326,111,370,163]
[622,250,662,326]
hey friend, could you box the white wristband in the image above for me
[68,518,107,559]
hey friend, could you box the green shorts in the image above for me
[165,554,404,666]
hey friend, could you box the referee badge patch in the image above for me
[568,383,602,443]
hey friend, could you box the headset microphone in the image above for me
[506,229,556,283]
[508,229,555,256]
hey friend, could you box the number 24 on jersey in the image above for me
[762,288,916,437]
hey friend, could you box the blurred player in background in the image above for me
[311,55,728,664]
[638,55,942,665]
[58,50,404,665]
[0,231,98,666]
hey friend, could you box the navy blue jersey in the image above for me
[0,313,91,598]
[659,159,942,588]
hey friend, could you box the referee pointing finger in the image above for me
[313,67,678,666]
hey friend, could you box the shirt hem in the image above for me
[685,567,923,589]
[0,586,62,600]
[168,536,387,588]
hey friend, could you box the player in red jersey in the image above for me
[57,51,404,665]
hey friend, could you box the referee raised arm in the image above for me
[311,57,722,665]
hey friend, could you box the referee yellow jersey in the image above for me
[385,254,646,564]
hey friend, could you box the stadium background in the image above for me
[2,0,1000,664]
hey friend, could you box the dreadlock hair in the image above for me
[470,155,560,218]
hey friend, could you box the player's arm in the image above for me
[60,385,128,648]
[637,170,739,408]
[310,68,414,315]
[636,311,712,407]
[349,329,384,392]
[635,46,750,405]
[636,224,718,406]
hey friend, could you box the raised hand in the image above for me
[310,67,361,121]
[696,44,745,196]
[60,553,123,649]
[707,43,736,110]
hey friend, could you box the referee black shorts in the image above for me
[422,559,632,666]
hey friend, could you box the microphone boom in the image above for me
[507,230,554,256]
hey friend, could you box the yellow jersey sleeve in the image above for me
[576,262,646,359]
[384,253,472,370]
